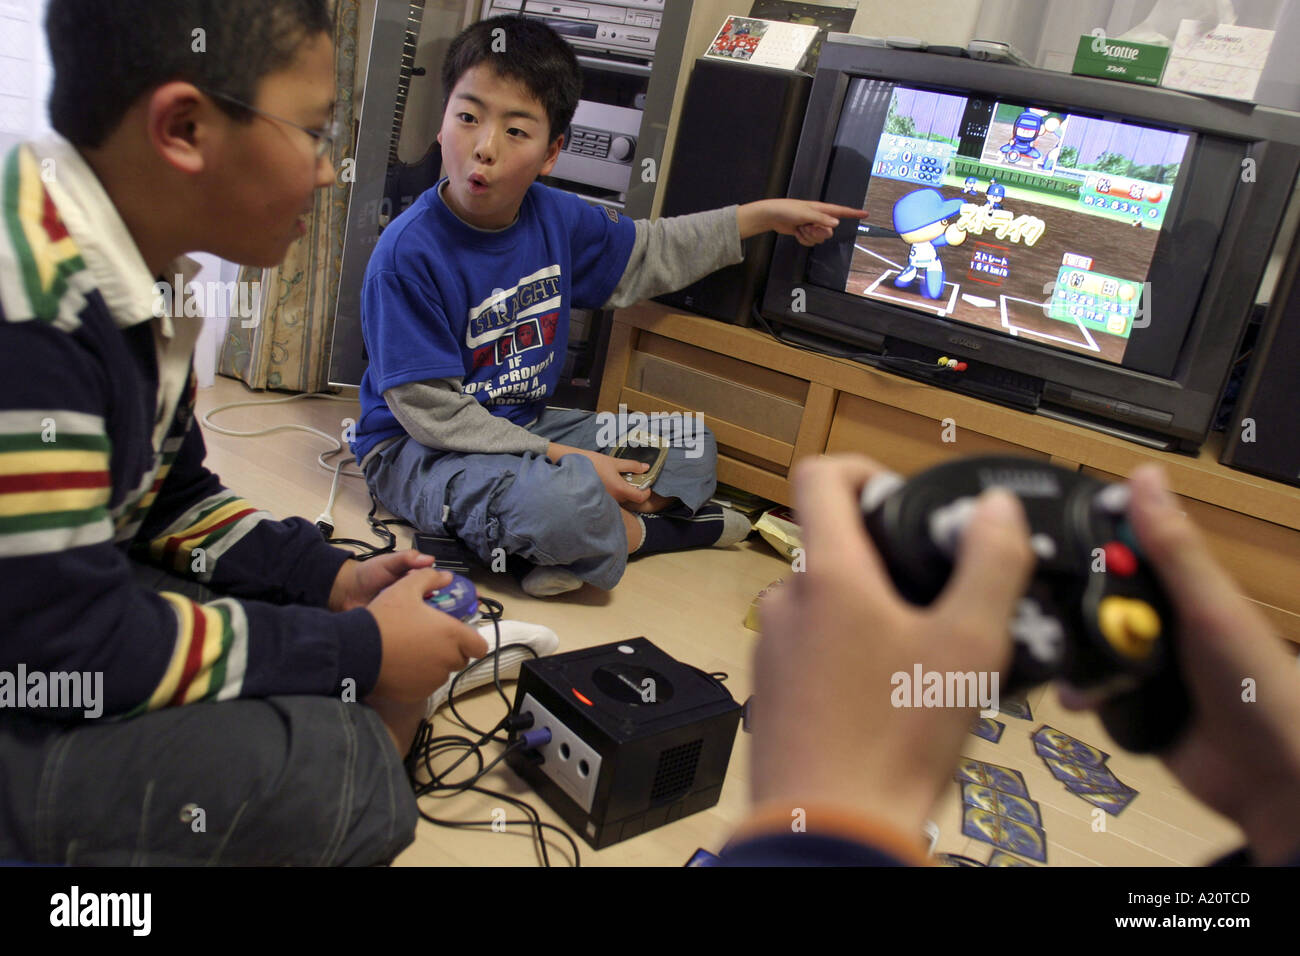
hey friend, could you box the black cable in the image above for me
[446,598,529,744]
[323,535,382,552]
[412,603,510,781]
[413,735,565,865]
[418,734,519,793]
[685,663,729,686]
[402,595,576,865]
[326,490,415,559]
[405,723,487,782]
[416,784,581,867]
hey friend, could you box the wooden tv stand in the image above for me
[598,302,1300,644]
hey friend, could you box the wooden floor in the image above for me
[197,375,1249,867]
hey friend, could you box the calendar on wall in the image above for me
[747,1,858,71]
[703,16,819,72]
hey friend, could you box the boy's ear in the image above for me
[145,82,211,175]
[539,133,564,177]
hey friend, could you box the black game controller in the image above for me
[861,456,1190,753]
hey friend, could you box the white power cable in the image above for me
[200,392,362,536]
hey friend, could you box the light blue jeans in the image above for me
[363,408,717,590]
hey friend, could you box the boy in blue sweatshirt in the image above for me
[356,16,866,597]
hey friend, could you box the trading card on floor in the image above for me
[963,783,1041,826]
[938,853,986,867]
[1043,757,1123,791]
[962,806,1048,863]
[1033,725,1109,768]
[998,816,1048,863]
[684,847,721,866]
[998,696,1033,721]
[971,716,1005,743]
[961,783,1000,812]
[985,762,1029,798]
[1033,739,1073,765]
[1062,777,1133,795]
[955,757,992,787]
[961,806,1005,850]
[1073,785,1139,815]
[988,850,1036,867]
[995,791,1043,828]
[955,758,1028,797]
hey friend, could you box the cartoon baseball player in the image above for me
[1001,110,1062,166]
[962,175,979,194]
[1001,110,1044,163]
[892,188,967,300]
[984,180,1006,210]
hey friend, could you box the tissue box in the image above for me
[1161,21,1276,103]
[1072,34,1170,86]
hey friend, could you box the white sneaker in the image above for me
[521,565,584,597]
[426,619,560,717]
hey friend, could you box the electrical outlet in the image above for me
[520,693,603,812]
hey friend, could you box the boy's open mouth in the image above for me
[468,172,489,193]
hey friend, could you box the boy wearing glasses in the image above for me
[0,0,485,865]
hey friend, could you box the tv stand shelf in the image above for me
[598,302,1300,644]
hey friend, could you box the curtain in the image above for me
[218,0,361,392]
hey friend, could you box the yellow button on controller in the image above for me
[1098,596,1161,659]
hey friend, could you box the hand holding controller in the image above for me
[365,568,488,705]
[749,454,1300,865]
[426,572,480,624]
[861,455,1191,753]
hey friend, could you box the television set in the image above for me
[760,37,1300,452]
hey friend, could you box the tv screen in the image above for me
[765,40,1300,451]
[842,84,1191,366]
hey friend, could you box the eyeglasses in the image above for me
[199,87,340,161]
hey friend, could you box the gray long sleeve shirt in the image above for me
[376,205,743,460]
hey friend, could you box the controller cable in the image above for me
[200,392,413,559]
[199,393,577,859]
[404,595,581,867]
[319,490,412,561]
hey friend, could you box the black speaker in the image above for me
[1220,228,1300,487]
[655,58,812,325]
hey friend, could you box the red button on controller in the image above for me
[1103,541,1137,577]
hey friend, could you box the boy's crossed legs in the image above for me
[365,408,750,596]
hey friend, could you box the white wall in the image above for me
[188,254,241,388]
[0,0,53,155]
[850,0,983,46]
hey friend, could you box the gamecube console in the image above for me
[506,638,741,850]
